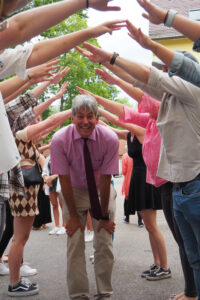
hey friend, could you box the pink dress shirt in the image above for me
[121,152,133,199]
[50,124,119,189]
[119,93,167,187]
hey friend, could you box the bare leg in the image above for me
[139,209,168,268]
[50,192,60,227]
[8,216,34,284]
[58,193,66,227]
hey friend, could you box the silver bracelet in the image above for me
[164,9,177,27]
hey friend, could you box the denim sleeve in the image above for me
[169,52,200,87]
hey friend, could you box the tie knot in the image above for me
[83,138,88,144]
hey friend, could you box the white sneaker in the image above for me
[49,227,60,235]
[20,263,38,276]
[0,262,9,275]
[85,230,94,243]
[56,227,66,235]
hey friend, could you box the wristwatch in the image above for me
[100,213,110,221]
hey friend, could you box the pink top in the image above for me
[121,152,133,199]
[119,93,168,187]
[51,124,119,189]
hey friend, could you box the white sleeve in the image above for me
[0,44,33,79]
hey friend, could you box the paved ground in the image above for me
[0,176,185,300]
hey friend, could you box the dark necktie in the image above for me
[83,138,102,220]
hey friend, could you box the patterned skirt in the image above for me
[9,184,40,217]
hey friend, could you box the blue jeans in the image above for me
[173,179,200,299]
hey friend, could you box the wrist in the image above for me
[164,9,177,27]
[100,213,110,221]
[151,41,158,55]
[110,52,119,65]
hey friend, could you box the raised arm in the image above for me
[0,0,121,50]
[26,20,126,68]
[98,107,145,143]
[0,58,59,102]
[34,82,69,118]
[126,20,200,88]
[26,109,72,141]
[99,119,129,140]
[137,0,200,42]
[95,68,144,103]
[76,42,150,85]
[77,86,125,118]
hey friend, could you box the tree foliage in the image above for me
[25,0,119,123]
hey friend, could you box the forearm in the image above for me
[3,81,32,104]
[0,75,30,100]
[95,94,124,118]
[38,144,50,152]
[31,81,50,99]
[114,76,143,103]
[114,56,150,84]
[149,40,174,68]
[38,154,46,171]
[118,123,145,144]
[0,0,86,50]
[99,175,111,217]
[59,175,79,218]
[27,28,100,68]
[98,108,121,125]
[28,109,72,140]
[103,62,136,84]
[172,14,200,42]
[34,96,58,117]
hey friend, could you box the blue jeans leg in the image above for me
[173,180,200,299]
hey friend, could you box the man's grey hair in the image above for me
[72,94,98,117]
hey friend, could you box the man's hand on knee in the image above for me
[97,219,115,234]
[66,216,84,237]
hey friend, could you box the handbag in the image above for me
[22,148,43,187]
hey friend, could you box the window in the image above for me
[189,9,200,21]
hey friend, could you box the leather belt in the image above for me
[173,174,200,189]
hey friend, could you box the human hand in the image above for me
[76,86,94,97]
[90,0,121,11]
[76,42,111,64]
[46,176,53,187]
[97,219,115,234]
[126,20,153,50]
[137,0,167,25]
[50,66,70,84]
[95,68,117,85]
[91,19,126,38]
[66,216,84,237]
[28,58,60,83]
[55,81,69,99]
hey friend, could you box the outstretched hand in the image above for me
[76,86,94,97]
[90,0,121,12]
[137,0,166,25]
[76,42,111,64]
[95,68,117,85]
[92,19,126,38]
[50,66,70,84]
[55,81,69,99]
[28,58,60,82]
[126,20,153,50]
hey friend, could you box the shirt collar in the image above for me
[73,125,97,141]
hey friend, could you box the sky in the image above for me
[88,0,152,104]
